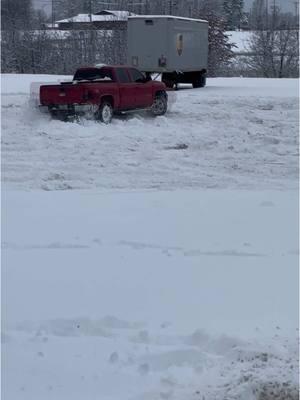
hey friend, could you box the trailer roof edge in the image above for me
[128,15,208,23]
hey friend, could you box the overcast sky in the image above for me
[33,0,295,15]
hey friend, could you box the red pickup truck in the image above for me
[39,65,168,123]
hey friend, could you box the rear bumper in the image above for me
[40,104,98,114]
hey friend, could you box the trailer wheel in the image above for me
[163,80,175,89]
[97,101,113,124]
[151,92,168,116]
[193,73,207,88]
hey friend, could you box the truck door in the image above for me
[114,68,135,110]
[129,68,153,108]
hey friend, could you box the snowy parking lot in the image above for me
[1,74,299,400]
[1,74,298,191]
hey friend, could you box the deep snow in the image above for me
[2,189,299,400]
[1,74,299,400]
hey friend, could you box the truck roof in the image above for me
[128,15,208,24]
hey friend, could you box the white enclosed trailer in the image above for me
[127,15,209,88]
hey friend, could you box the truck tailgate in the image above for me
[40,83,85,105]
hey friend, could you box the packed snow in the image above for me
[1,73,299,400]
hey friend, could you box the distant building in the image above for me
[46,10,137,30]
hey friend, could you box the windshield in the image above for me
[73,68,114,82]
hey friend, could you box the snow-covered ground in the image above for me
[227,30,253,54]
[1,74,299,400]
[2,74,298,191]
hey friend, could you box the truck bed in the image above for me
[40,81,116,106]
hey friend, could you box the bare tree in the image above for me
[249,0,268,29]
[247,7,299,78]
[223,0,245,30]
[1,0,35,30]
[247,29,299,77]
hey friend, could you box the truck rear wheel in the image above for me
[151,92,168,116]
[97,101,113,124]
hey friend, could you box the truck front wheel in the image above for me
[97,101,113,124]
[151,93,168,116]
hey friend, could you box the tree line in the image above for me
[1,0,299,77]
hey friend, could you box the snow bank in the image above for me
[2,189,299,400]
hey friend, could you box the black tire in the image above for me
[163,79,175,89]
[97,101,113,124]
[151,93,168,116]
[193,73,207,89]
[199,73,207,88]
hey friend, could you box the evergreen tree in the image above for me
[207,12,235,75]
[195,1,235,76]
[223,0,244,30]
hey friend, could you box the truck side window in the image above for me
[101,69,113,81]
[115,68,130,83]
[130,69,145,83]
